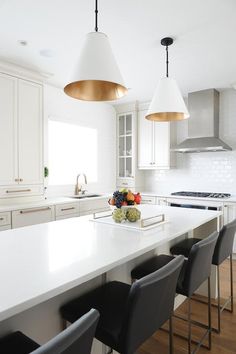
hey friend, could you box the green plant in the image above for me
[44,166,49,178]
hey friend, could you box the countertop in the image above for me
[0,194,111,213]
[141,191,236,203]
[0,205,221,321]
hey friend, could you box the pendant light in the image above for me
[146,37,189,121]
[64,0,127,101]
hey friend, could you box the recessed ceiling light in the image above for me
[18,40,28,46]
[39,49,56,58]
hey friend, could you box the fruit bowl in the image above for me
[108,189,142,209]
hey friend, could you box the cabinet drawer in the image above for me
[140,195,156,204]
[12,205,54,228]
[117,178,135,188]
[80,198,109,214]
[55,203,79,217]
[0,185,44,198]
[0,212,11,227]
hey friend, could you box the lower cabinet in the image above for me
[0,212,11,230]
[55,202,79,221]
[224,203,236,253]
[140,195,156,205]
[12,206,55,228]
[79,198,110,216]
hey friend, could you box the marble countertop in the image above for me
[0,194,110,213]
[141,191,236,203]
[0,205,221,321]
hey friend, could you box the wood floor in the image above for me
[138,259,236,354]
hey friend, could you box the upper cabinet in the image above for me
[117,112,134,181]
[0,74,18,186]
[138,107,176,169]
[0,73,43,197]
[115,103,144,191]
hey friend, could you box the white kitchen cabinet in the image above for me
[117,112,135,188]
[0,212,11,230]
[0,73,43,197]
[79,198,110,216]
[12,206,55,228]
[0,74,17,186]
[224,203,236,253]
[138,108,175,169]
[140,195,156,205]
[18,79,43,185]
[55,202,79,220]
[115,103,144,191]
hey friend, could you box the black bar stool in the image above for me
[170,218,236,333]
[131,231,218,354]
[0,309,99,354]
[60,255,184,354]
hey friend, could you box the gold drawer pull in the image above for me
[0,217,4,221]
[6,189,31,193]
[20,207,51,214]
[61,207,76,212]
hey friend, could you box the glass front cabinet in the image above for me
[117,112,135,189]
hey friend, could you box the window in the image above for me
[48,120,98,185]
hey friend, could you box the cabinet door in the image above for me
[12,206,55,228]
[224,204,236,253]
[138,110,153,168]
[18,80,43,185]
[154,122,170,168]
[0,74,18,185]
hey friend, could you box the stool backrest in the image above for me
[31,309,99,354]
[212,218,236,265]
[120,255,184,354]
[183,231,218,296]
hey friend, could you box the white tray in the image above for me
[90,211,167,231]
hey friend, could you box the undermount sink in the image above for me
[69,194,102,199]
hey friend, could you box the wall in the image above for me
[44,84,116,196]
[144,89,236,194]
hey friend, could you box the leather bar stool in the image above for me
[131,231,218,354]
[0,309,99,354]
[60,255,184,354]
[170,218,236,333]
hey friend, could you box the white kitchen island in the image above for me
[0,205,221,353]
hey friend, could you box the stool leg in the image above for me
[217,265,221,333]
[169,315,173,354]
[208,277,212,350]
[230,254,234,313]
[188,297,191,354]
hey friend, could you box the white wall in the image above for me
[144,89,236,194]
[44,84,116,196]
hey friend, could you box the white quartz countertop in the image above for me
[0,205,221,321]
[141,191,236,203]
[0,194,110,213]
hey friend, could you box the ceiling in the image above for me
[0,0,235,103]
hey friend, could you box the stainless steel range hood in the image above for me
[172,89,232,153]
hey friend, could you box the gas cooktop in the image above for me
[171,191,231,199]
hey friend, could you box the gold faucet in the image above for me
[75,173,88,195]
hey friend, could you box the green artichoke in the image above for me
[126,208,141,222]
[112,208,126,223]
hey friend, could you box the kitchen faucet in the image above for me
[75,173,88,195]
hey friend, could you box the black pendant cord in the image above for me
[161,37,173,78]
[95,0,98,32]
[166,45,169,78]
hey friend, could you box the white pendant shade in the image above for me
[64,32,127,101]
[146,77,190,121]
